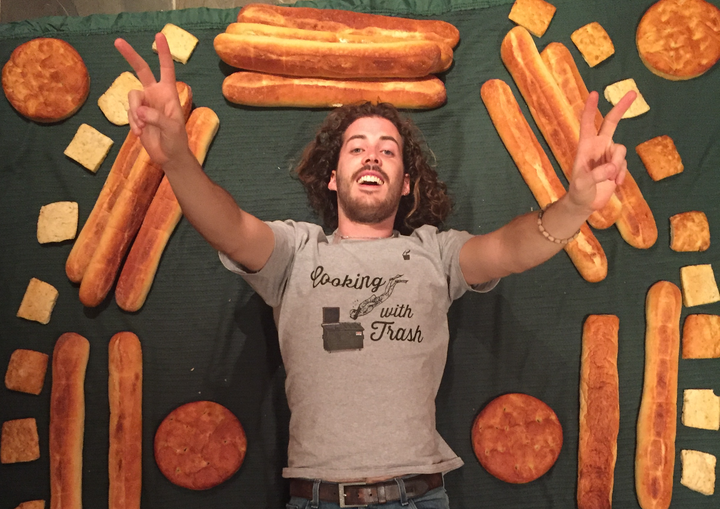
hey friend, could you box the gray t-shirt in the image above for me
[220,220,497,481]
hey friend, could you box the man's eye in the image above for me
[382,150,395,156]
[350,147,362,153]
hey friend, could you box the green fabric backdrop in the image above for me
[1,0,719,507]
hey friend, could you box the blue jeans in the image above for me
[285,485,450,509]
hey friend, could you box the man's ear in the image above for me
[328,170,337,191]
[401,173,410,196]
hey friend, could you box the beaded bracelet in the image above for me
[537,208,581,244]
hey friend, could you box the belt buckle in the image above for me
[338,482,368,508]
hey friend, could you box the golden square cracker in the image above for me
[681,449,716,496]
[1,418,40,463]
[682,314,720,358]
[670,211,709,252]
[17,278,58,325]
[152,24,199,64]
[508,0,557,37]
[15,501,45,509]
[636,135,684,181]
[37,201,78,244]
[5,349,49,395]
[63,123,114,173]
[681,264,720,307]
[604,78,650,118]
[571,22,615,67]
[683,389,720,430]
[97,71,143,126]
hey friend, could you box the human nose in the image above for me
[363,148,380,165]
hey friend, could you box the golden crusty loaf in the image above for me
[635,281,682,509]
[480,79,607,283]
[214,32,441,79]
[78,82,192,308]
[237,3,460,48]
[500,26,621,230]
[50,332,90,509]
[222,71,446,109]
[578,315,619,509]
[115,107,220,312]
[108,332,142,509]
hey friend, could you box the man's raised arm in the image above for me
[114,34,274,272]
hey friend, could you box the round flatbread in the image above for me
[636,0,720,80]
[154,400,247,490]
[2,38,90,122]
[471,393,563,484]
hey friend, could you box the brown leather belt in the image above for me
[289,473,443,507]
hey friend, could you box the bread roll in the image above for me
[50,332,90,509]
[578,315,619,509]
[115,107,220,312]
[635,281,682,509]
[78,82,192,307]
[480,79,607,283]
[222,71,446,110]
[108,332,142,509]
[500,26,621,230]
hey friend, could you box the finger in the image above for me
[616,160,628,185]
[609,142,628,171]
[127,90,145,132]
[579,91,600,141]
[155,33,176,85]
[137,105,176,134]
[598,90,637,138]
[114,38,157,87]
[589,162,618,184]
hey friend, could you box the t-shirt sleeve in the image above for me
[218,220,299,307]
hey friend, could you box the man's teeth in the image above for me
[358,175,384,185]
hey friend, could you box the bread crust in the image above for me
[78,82,192,307]
[578,315,619,509]
[500,27,621,230]
[115,107,220,312]
[613,170,658,249]
[108,332,142,509]
[480,79,607,283]
[222,71,446,109]
[635,281,682,509]
[50,332,90,509]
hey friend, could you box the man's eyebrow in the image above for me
[345,134,401,147]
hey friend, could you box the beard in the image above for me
[335,164,405,225]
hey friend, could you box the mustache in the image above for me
[352,164,389,182]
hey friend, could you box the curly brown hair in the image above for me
[295,102,452,235]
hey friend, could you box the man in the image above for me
[115,33,635,509]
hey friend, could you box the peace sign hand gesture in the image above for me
[114,34,189,167]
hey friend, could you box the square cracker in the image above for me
[683,389,720,430]
[98,71,143,126]
[508,0,557,37]
[681,450,716,496]
[636,135,684,181]
[1,418,40,463]
[683,314,720,358]
[152,23,199,64]
[37,201,78,244]
[64,123,114,173]
[604,78,650,118]
[5,349,49,395]
[17,278,58,325]
[681,264,720,307]
[15,502,45,509]
[670,211,709,252]
[571,22,615,67]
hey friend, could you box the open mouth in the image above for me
[357,174,384,186]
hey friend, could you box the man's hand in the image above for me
[114,34,189,167]
[568,90,636,213]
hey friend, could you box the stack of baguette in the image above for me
[214,3,458,109]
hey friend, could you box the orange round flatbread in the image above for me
[2,38,89,122]
[636,0,720,80]
[154,400,247,490]
[471,393,563,484]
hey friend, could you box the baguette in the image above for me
[65,131,143,283]
[237,3,460,48]
[578,315,619,509]
[50,332,90,509]
[115,107,220,312]
[214,32,441,79]
[226,22,453,73]
[222,71,446,110]
[78,82,192,307]
[539,42,658,249]
[480,79,607,282]
[108,332,142,509]
[500,26,621,230]
[635,281,682,509]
